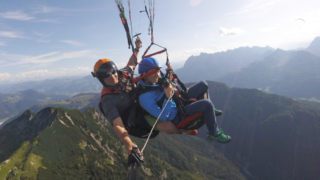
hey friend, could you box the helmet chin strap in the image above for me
[98,78,120,89]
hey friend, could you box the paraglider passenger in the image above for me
[137,57,232,144]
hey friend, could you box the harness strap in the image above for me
[99,87,120,103]
[143,49,167,59]
[101,87,120,95]
[133,69,159,83]
[176,112,202,129]
[142,42,168,59]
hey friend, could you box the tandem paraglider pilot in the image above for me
[91,37,144,165]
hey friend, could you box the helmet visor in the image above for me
[97,61,118,79]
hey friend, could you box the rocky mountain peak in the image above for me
[307,36,320,57]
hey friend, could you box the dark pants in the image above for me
[181,81,219,136]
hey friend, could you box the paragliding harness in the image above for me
[134,71,207,130]
[99,85,160,139]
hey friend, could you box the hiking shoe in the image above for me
[214,109,223,116]
[208,129,231,144]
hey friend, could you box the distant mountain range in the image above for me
[177,36,320,99]
[1,37,319,101]
[219,49,320,98]
[0,89,67,124]
[0,76,101,96]
[176,46,274,82]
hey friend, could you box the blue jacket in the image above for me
[138,81,177,121]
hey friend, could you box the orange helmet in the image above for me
[92,58,118,79]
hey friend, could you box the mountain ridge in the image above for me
[176,46,274,82]
[219,49,320,98]
[307,36,320,57]
[0,106,244,179]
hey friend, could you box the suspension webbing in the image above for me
[115,0,135,53]
[128,0,133,36]
[141,93,173,153]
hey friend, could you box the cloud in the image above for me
[20,50,92,65]
[0,50,92,68]
[32,5,60,14]
[0,31,22,38]
[189,0,202,7]
[259,27,277,33]
[228,0,280,16]
[0,11,34,21]
[32,31,52,43]
[219,27,244,36]
[60,40,84,47]
[34,18,60,23]
[0,41,6,46]
[0,9,59,23]
[0,52,27,64]
[0,73,11,81]
[0,67,91,83]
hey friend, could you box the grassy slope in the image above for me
[0,108,245,180]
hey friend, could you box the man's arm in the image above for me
[112,117,136,154]
[127,37,142,70]
[139,91,177,121]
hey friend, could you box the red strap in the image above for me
[133,69,159,83]
[176,112,202,129]
[122,72,129,78]
[188,98,198,102]
[143,49,167,59]
[101,87,120,96]
[99,87,120,103]
[121,17,126,25]
[142,43,153,58]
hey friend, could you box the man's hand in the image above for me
[164,83,174,99]
[128,145,144,167]
[135,37,142,50]
[166,64,173,71]
[128,37,142,68]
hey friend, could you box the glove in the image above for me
[128,145,144,167]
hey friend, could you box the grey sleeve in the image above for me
[101,96,120,123]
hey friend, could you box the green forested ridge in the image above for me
[0,107,245,180]
[206,81,320,180]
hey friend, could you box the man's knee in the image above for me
[196,80,208,92]
[202,99,214,109]
[157,121,180,134]
[200,80,208,87]
[199,80,208,89]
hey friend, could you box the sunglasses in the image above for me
[103,68,117,78]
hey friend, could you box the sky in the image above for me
[0,0,320,84]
